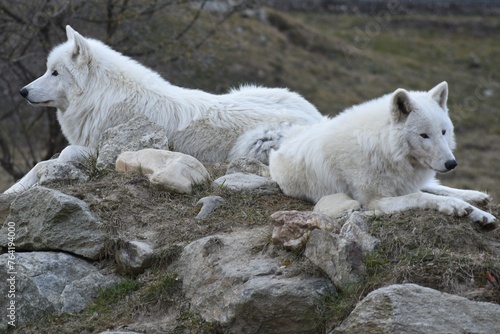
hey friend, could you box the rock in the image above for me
[174,228,335,334]
[116,149,210,194]
[270,210,341,251]
[340,212,380,254]
[332,284,500,334]
[115,240,154,275]
[0,252,121,330]
[0,192,16,224]
[38,161,90,186]
[99,331,144,334]
[195,196,225,219]
[305,229,365,289]
[213,173,280,195]
[227,157,271,178]
[314,193,361,219]
[0,187,106,260]
[97,115,170,169]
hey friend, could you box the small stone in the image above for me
[115,240,154,275]
[340,212,380,254]
[195,196,225,219]
[213,173,280,195]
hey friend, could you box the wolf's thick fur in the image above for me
[6,26,323,194]
[270,82,496,224]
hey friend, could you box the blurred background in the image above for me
[0,0,499,198]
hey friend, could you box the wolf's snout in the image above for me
[19,87,29,98]
[445,159,457,171]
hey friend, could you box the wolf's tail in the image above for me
[229,123,297,165]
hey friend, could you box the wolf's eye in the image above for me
[420,133,429,139]
[52,70,58,76]
[442,130,446,135]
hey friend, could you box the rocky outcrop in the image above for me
[0,186,106,260]
[0,252,121,331]
[332,284,500,334]
[116,149,210,194]
[173,227,335,334]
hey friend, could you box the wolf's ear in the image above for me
[66,25,91,65]
[66,25,76,41]
[391,88,413,123]
[429,81,448,109]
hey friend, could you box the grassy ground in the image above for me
[5,7,500,334]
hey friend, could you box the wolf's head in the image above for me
[19,26,105,111]
[391,82,457,173]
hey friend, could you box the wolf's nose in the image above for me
[445,159,457,171]
[19,88,28,98]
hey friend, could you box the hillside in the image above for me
[2,5,500,334]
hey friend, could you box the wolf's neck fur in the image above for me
[58,39,215,147]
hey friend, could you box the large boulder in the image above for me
[116,149,210,194]
[0,186,106,260]
[332,284,500,334]
[173,228,334,334]
[0,252,121,330]
[97,115,170,169]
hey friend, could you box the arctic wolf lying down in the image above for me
[5,25,324,194]
[270,82,496,224]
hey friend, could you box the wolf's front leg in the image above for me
[3,159,54,194]
[421,184,491,205]
[2,145,92,195]
[370,192,496,225]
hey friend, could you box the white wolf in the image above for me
[270,82,496,224]
[5,25,324,194]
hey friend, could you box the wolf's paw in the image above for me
[458,190,491,205]
[468,208,497,226]
[437,198,473,217]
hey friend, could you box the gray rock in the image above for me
[340,212,380,254]
[99,332,145,334]
[38,161,90,185]
[97,115,169,169]
[332,284,500,334]
[115,240,154,275]
[116,149,210,194]
[174,228,334,334]
[305,229,365,290]
[0,187,106,260]
[213,172,280,195]
[0,192,16,224]
[195,196,225,219]
[0,252,121,330]
[226,157,271,178]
